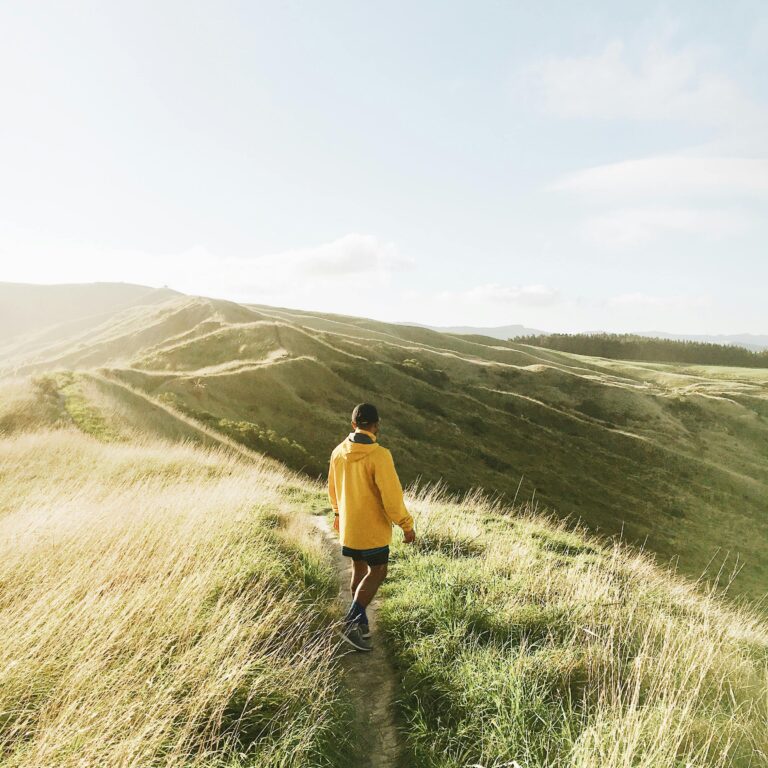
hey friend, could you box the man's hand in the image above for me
[402,527,416,544]
[333,514,339,532]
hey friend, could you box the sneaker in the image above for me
[359,622,371,639]
[339,622,372,652]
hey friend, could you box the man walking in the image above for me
[328,403,415,651]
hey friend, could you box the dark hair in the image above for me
[351,402,379,426]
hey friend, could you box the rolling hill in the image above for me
[0,281,180,344]
[1,283,766,604]
[1,282,767,766]
[406,322,547,339]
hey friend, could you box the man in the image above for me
[328,402,416,651]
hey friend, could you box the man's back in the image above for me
[328,430,413,550]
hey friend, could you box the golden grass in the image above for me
[0,429,347,767]
[0,377,64,434]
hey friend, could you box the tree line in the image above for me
[510,333,768,368]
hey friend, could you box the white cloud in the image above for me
[554,156,768,200]
[529,37,768,256]
[249,234,406,282]
[468,283,560,306]
[581,206,751,248]
[232,234,410,311]
[608,292,711,310]
[0,224,407,310]
[443,283,560,307]
[519,39,764,132]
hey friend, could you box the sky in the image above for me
[0,1,766,333]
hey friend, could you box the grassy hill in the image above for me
[0,382,766,767]
[0,427,355,766]
[0,281,180,345]
[1,285,766,606]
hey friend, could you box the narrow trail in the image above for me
[311,515,402,768]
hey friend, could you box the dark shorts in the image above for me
[341,545,390,566]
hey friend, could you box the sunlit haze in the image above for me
[1,2,766,333]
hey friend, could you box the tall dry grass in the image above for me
[0,429,348,767]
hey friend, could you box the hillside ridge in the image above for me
[1,286,766,604]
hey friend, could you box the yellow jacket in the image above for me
[328,429,414,549]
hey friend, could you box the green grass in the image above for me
[379,486,768,768]
[122,300,768,604]
[56,371,122,441]
[156,392,325,474]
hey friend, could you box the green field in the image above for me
[1,282,767,767]
[0,392,765,766]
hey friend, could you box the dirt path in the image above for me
[311,515,402,768]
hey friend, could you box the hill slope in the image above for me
[1,287,766,603]
[0,281,180,344]
[1,386,766,767]
[0,426,354,766]
[380,487,768,767]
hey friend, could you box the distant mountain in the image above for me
[412,322,768,352]
[403,322,548,340]
[1,284,766,604]
[410,322,768,351]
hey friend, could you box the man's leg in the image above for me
[343,559,370,628]
[340,548,388,643]
[350,559,368,595]
[342,562,386,623]
[353,563,388,608]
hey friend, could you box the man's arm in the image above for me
[328,455,340,532]
[374,449,415,541]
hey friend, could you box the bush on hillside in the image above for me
[395,358,450,388]
[156,393,323,474]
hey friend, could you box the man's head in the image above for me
[351,402,380,435]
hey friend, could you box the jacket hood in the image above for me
[339,435,380,463]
